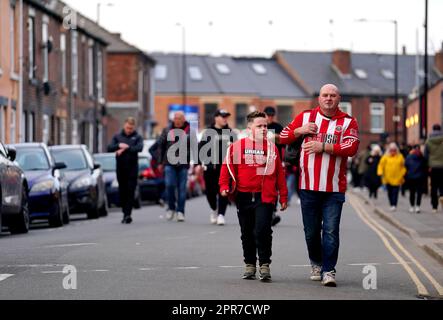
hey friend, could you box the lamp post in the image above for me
[176,23,186,108]
[355,19,399,143]
[96,2,113,25]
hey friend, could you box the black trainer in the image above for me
[271,215,281,226]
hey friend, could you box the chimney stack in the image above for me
[332,50,351,75]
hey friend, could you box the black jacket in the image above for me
[157,121,198,168]
[198,124,236,169]
[107,130,143,176]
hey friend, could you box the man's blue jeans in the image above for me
[165,165,188,214]
[299,190,345,274]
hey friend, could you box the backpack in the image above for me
[283,109,316,167]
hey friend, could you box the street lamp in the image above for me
[96,2,113,25]
[176,23,186,108]
[355,18,399,143]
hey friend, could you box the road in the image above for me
[1,194,442,300]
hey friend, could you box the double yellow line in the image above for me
[348,194,443,298]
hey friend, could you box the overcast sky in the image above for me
[64,0,443,57]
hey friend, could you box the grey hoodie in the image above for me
[425,129,443,168]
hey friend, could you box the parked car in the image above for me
[0,143,30,234]
[138,153,165,202]
[12,143,69,227]
[49,145,107,219]
[93,153,141,209]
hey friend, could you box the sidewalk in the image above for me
[350,187,443,266]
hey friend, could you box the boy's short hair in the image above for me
[125,117,136,126]
[247,111,266,123]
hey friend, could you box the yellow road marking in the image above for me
[348,195,429,296]
[350,195,443,296]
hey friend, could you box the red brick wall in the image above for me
[106,53,139,102]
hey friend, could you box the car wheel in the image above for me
[87,204,100,220]
[62,204,70,225]
[9,188,30,234]
[49,199,64,228]
[99,195,108,217]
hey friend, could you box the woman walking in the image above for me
[405,145,427,213]
[364,145,382,199]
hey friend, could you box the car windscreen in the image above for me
[94,155,116,172]
[16,147,50,170]
[138,156,151,172]
[51,149,88,170]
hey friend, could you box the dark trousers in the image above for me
[117,173,137,218]
[204,166,228,216]
[386,185,400,207]
[236,192,274,266]
[430,168,443,210]
[408,179,423,207]
[368,186,378,199]
[299,190,345,273]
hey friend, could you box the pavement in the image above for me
[351,187,443,266]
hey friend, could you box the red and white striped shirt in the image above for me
[280,106,359,193]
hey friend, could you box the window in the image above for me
[71,31,78,94]
[60,118,67,145]
[27,16,36,79]
[354,69,367,79]
[235,103,248,129]
[0,106,6,142]
[204,103,218,127]
[20,111,26,143]
[277,105,292,127]
[155,65,167,80]
[42,114,50,144]
[340,102,352,116]
[72,119,78,144]
[88,40,94,97]
[10,109,16,144]
[381,69,394,79]
[27,112,34,142]
[97,49,103,100]
[215,63,230,74]
[188,66,202,81]
[370,103,385,133]
[42,16,49,82]
[60,34,66,87]
[252,63,267,75]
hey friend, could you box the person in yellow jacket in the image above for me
[377,143,407,211]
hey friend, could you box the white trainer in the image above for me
[216,215,225,225]
[321,271,337,287]
[390,206,396,212]
[177,212,185,222]
[210,211,217,224]
[415,206,421,213]
[166,210,176,221]
[409,207,414,213]
[310,265,322,281]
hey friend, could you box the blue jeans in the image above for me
[299,190,345,274]
[165,165,188,214]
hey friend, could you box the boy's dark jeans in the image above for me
[236,192,274,266]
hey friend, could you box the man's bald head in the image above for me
[318,84,341,117]
[173,111,186,128]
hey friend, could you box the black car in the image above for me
[0,143,30,234]
[49,145,107,219]
[93,153,141,209]
[12,143,69,227]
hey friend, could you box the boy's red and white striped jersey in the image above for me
[280,106,359,193]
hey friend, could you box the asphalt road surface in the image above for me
[1,194,442,300]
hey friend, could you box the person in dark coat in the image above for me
[108,117,144,224]
[405,145,428,213]
[364,144,382,199]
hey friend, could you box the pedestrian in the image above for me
[405,145,427,213]
[219,111,288,282]
[157,111,198,222]
[279,83,360,287]
[198,109,236,225]
[364,144,382,199]
[377,142,406,212]
[263,106,285,226]
[425,124,443,213]
[107,117,144,224]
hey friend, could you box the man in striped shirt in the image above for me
[279,84,359,287]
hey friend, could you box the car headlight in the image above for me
[111,179,119,188]
[70,176,93,190]
[30,180,55,193]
